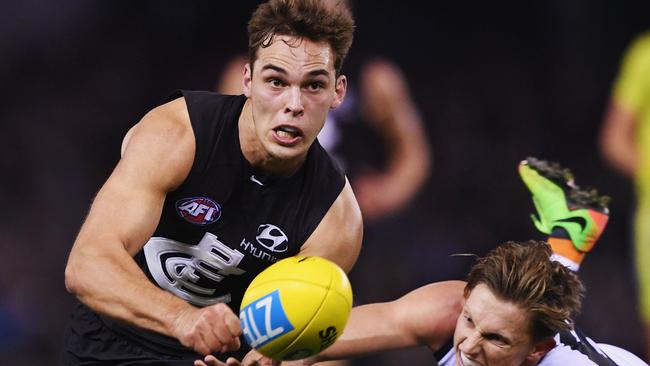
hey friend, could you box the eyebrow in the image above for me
[261,64,287,74]
[307,69,330,77]
[260,64,330,78]
[463,308,512,345]
[481,330,511,344]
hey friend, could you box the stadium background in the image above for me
[2,0,649,364]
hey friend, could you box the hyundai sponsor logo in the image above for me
[255,224,289,252]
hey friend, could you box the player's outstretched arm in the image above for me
[352,59,431,222]
[64,97,241,355]
[599,31,649,180]
[599,100,639,178]
[299,178,363,273]
[290,280,465,365]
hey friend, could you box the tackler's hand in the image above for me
[195,349,280,366]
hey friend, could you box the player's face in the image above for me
[243,35,346,170]
[453,284,549,366]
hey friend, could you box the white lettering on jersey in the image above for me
[144,232,246,307]
[239,238,278,263]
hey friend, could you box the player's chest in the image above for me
[156,176,308,265]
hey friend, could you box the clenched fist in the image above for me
[173,302,242,355]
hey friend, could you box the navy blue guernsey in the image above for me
[62,90,346,362]
[138,90,345,309]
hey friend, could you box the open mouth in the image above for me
[276,126,300,137]
[273,125,303,145]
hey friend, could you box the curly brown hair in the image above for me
[465,241,584,342]
[247,0,354,75]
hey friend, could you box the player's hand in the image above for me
[238,349,280,366]
[173,303,242,355]
[194,354,232,366]
[194,349,280,366]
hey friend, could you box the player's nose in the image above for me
[285,86,304,116]
[458,332,482,356]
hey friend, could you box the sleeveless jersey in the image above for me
[63,90,346,360]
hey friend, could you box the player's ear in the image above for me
[331,74,347,109]
[243,63,253,98]
[526,338,556,362]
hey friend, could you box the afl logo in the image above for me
[255,224,289,252]
[176,197,221,225]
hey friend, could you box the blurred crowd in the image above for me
[2,1,650,364]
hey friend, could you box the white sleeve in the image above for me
[540,343,600,365]
[597,344,648,366]
[437,348,456,366]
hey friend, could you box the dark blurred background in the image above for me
[2,0,649,364]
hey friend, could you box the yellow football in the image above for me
[239,256,353,361]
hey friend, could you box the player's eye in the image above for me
[306,81,324,91]
[267,78,284,88]
[485,334,508,346]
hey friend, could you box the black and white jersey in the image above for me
[436,329,647,366]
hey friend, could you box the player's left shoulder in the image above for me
[596,343,649,366]
[326,179,363,244]
[540,344,600,365]
[540,341,647,366]
[300,179,362,273]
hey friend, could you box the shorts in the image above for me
[60,303,248,366]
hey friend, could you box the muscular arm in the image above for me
[599,99,639,178]
[299,281,465,364]
[353,59,432,222]
[299,179,362,273]
[65,98,241,355]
